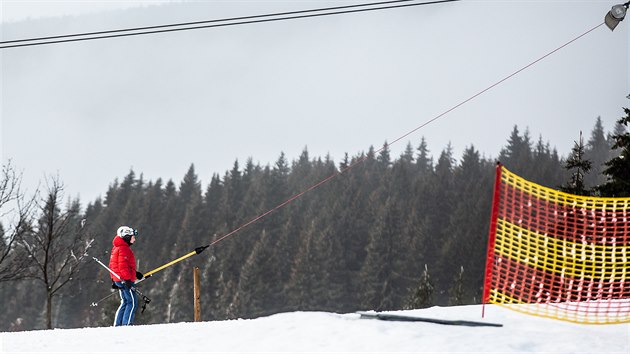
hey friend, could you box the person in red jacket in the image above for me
[109,226,144,326]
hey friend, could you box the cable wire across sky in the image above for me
[204,20,607,250]
[0,0,461,49]
[1,1,618,264]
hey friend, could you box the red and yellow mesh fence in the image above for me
[482,163,630,324]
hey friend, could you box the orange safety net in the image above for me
[482,163,630,324]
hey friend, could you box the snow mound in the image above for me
[2,304,628,353]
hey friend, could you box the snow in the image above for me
[2,304,628,353]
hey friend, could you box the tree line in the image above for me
[1,111,628,331]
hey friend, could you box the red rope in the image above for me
[209,22,606,248]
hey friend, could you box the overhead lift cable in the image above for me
[139,21,607,278]
[0,0,461,49]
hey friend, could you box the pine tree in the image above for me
[231,229,272,317]
[287,220,322,310]
[584,117,611,188]
[560,131,592,196]
[416,137,433,177]
[533,135,566,187]
[176,164,204,249]
[224,160,243,230]
[377,141,392,169]
[598,105,630,197]
[359,196,403,311]
[401,142,415,165]
[2,125,580,329]
[438,146,492,300]
[448,266,466,306]
[404,264,434,309]
[205,174,224,222]
[328,152,371,309]
[499,125,532,176]
[425,144,455,268]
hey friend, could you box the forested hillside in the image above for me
[0,118,621,331]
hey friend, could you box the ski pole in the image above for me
[134,288,151,313]
[90,290,118,307]
[91,287,151,313]
[93,256,146,285]
[93,257,123,281]
[142,245,209,278]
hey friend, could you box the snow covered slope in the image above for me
[2,304,628,353]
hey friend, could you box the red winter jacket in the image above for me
[109,236,137,282]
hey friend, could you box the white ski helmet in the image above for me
[117,226,137,241]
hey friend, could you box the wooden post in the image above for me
[193,267,201,322]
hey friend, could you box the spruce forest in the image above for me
[0,116,627,331]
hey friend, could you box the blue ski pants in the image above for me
[114,282,138,326]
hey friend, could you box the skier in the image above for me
[109,226,144,326]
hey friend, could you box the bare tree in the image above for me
[0,161,36,282]
[20,176,93,329]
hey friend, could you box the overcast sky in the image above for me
[1,0,629,207]
[1,1,179,23]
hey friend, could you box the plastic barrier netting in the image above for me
[482,164,630,324]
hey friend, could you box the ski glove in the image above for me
[123,280,134,289]
[136,271,144,280]
[111,281,119,290]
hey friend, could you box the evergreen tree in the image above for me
[269,152,290,205]
[448,266,466,306]
[3,124,581,330]
[223,160,243,230]
[401,142,415,165]
[166,165,205,323]
[389,146,427,302]
[425,144,455,269]
[377,142,392,169]
[204,173,224,228]
[199,172,225,320]
[435,143,455,177]
[499,125,532,176]
[359,196,403,311]
[598,105,630,197]
[437,146,492,302]
[532,135,565,187]
[176,164,204,249]
[584,117,611,188]
[416,137,433,176]
[326,153,372,309]
[560,131,592,196]
[137,179,165,246]
[287,220,324,310]
[609,120,627,151]
[404,264,434,309]
[215,160,247,305]
[232,229,275,317]
[115,170,142,224]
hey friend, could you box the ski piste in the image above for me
[357,311,503,327]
